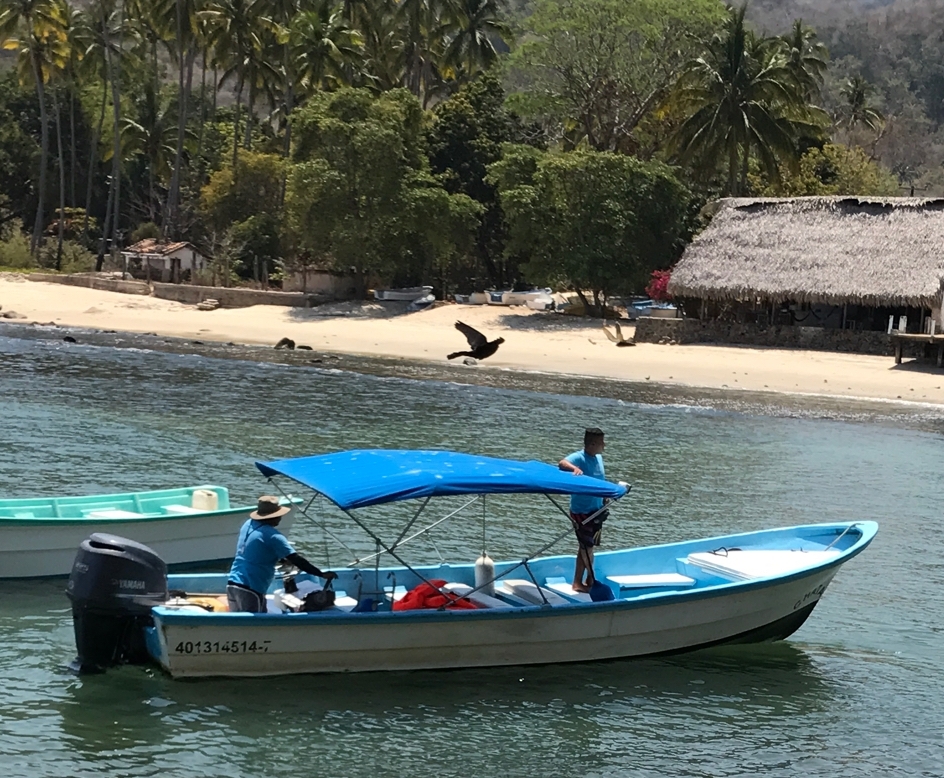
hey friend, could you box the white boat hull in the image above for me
[373,287,433,301]
[150,565,837,678]
[0,510,297,578]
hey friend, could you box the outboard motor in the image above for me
[66,533,168,673]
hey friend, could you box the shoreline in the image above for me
[8,321,944,435]
[4,276,944,408]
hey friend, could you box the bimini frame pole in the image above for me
[352,496,479,567]
[267,478,360,561]
[440,488,632,605]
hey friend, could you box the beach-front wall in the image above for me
[150,283,328,308]
[25,274,346,308]
[28,273,151,296]
[635,316,900,356]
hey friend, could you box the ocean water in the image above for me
[0,326,941,778]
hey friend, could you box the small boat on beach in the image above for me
[65,450,876,678]
[486,289,553,306]
[373,286,433,302]
[0,486,298,578]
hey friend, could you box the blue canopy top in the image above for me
[256,449,627,511]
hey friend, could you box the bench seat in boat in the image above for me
[606,573,696,591]
[497,579,573,606]
[443,582,513,609]
[163,504,203,515]
[686,549,841,581]
[544,577,592,602]
[85,509,146,519]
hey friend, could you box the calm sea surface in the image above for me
[0,325,941,778]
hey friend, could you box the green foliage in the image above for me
[507,0,725,153]
[45,206,97,243]
[200,150,286,233]
[130,221,161,243]
[0,72,40,222]
[670,5,829,196]
[228,213,283,281]
[285,88,481,285]
[751,143,900,197]
[426,71,539,287]
[43,240,96,273]
[489,146,692,314]
[62,245,95,273]
[0,222,33,268]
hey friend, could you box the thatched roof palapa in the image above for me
[668,197,944,308]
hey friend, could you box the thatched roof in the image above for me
[668,197,944,308]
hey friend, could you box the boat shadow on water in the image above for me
[56,641,836,744]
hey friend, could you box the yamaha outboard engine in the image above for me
[66,533,168,673]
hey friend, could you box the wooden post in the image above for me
[894,339,902,365]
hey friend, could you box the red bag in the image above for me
[393,579,478,611]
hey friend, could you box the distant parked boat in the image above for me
[408,293,436,311]
[0,486,299,578]
[373,286,433,302]
[486,289,554,306]
[626,299,677,319]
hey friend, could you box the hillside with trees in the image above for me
[0,0,937,309]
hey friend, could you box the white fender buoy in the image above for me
[474,553,495,597]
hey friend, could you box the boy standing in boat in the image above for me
[227,495,337,612]
[559,428,608,593]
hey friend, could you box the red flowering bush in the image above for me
[646,269,672,301]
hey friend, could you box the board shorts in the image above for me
[570,509,608,549]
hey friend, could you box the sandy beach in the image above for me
[3,275,944,405]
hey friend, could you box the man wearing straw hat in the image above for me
[226,495,338,613]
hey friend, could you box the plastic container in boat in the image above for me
[191,489,219,511]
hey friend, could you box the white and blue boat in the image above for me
[0,486,298,578]
[65,450,876,678]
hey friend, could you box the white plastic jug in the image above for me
[191,489,219,511]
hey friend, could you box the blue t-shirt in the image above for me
[227,519,296,594]
[565,451,606,514]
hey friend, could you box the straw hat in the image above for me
[250,495,291,521]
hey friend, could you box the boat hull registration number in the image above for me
[174,640,271,654]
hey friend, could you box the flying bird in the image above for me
[447,321,505,361]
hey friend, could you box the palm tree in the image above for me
[781,19,828,101]
[839,75,884,132]
[398,0,453,107]
[443,0,509,84]
[79,0,123,243]
[163,0,202,238]
[110,80,185,223]
[95,0,133,271]
[291,1,362,94]
[670,5,822,196]
[57,0,87,209]
[201,0,266,168]
[274,1,360,181]
[0,0,67,254]
[356,0,403,92]
[241,24,282,149]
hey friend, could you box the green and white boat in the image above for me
[0,486,298,578]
